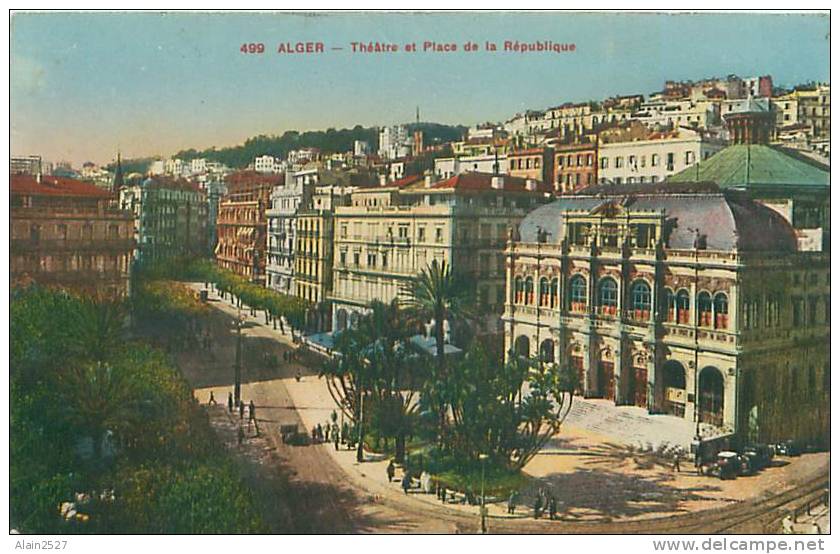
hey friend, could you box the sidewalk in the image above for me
[189,284,537,523]
[188,283,830,527]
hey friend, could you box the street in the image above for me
[171,285,829,534]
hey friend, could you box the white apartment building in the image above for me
[254,155,285,174]
[353,140,370,157]
[378,125,412,160]
[598,127,726,185]
[434,154,507,179]
[190,158,208,175]
[330,172,552,334]
[265,168,319,294]
[165,158,188,177]
[148,160,165,175]
[287,148,319,167]
[633,99,720,130]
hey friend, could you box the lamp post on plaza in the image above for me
[233,304,245,407]
[479,453,489,534]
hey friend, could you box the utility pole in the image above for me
[356,384,365,462]
[234,303,243,407]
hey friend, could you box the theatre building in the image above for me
[503,182,829,445]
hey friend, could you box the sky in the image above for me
[10,11,830,166]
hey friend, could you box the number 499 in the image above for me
[240,43,265,54]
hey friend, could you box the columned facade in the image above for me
[504,186,829,445]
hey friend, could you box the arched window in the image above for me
[698,292,713,327]
[514,335,530,358]
[539,277,550,306]
[676,289,690,324]
[714,293,729,329]
[550,278,559,309]
[630,280,651,320]
[569,275,587,312]
[514,277,524,304]
[540,339,555,363]
[525,277,534,304]
[664,288,676,322]
[598,278,618,316]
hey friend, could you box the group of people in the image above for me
[532,487,559,520]
[311,415,351,451]
[208,391,260,443]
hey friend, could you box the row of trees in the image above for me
[107,123,469,173]
[138,257,309,337]
[320,261,578,489]
[10,285,267,533]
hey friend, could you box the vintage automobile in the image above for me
[774,440,803,457]
[741,443,774,472]
[708,451,742,480]
[279,423,308,445]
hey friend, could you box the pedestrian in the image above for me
[208,391,217,406]
[324,423,331,442]
[439,485,447,503]
[239,401,245,420]
[548,496,557,520]
[316,423,323,442]
[507,491,517,515]
[386,460,396,482]
[311,426,318,442]
[295,369,302,382]
[333,432,340,451]
[341,422,349,445]
[533,495,543,519]
[237,426,245,446]
[249,400,256,423]
[401,472,411,494]
[672,452,681,473]
[420,470,432,494]
[782,514,794,534]
[228,392,234,413]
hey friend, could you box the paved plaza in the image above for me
[184,284,829,530]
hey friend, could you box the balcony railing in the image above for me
[12,238,135,252]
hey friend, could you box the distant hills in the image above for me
[110,123,468,173]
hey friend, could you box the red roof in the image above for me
[429,172,551,194]
[225,170,285,188]
[10,174,112,198]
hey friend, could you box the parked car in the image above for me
[742,444,774,472]
[774,440,802,457]
[709,451,742,480]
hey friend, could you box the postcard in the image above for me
[8,9,830,541]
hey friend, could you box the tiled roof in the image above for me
[518,189,798,252]
[10,174,112,198]
[225,170,285,187]
[429,172,552,193]
[668,145,829,189]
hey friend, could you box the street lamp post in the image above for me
[233,304,244,407]
[479,453,489,534]
[356,385,365,463]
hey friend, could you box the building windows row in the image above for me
[517,275,732,329]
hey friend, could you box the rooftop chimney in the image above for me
[379,174,387,186]
[424,175,433,188]
[491,175,505,190]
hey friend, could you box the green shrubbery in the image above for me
[10,285,267,533]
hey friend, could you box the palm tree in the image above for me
[401,260,474,446]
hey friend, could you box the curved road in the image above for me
[179,289,829,534]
